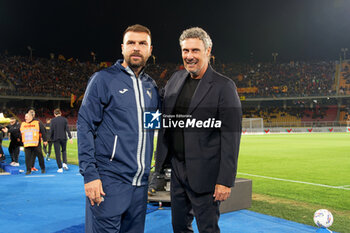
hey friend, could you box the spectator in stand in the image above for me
[43,118,53,161]
[2,117,22,166]
[0,53,337,97]
[20,113,47,175]
[50,108,72,173]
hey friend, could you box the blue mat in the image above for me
[0,162,19,174]
[143,208,322,233]
[0,147,325,233]
[0,147,85,233]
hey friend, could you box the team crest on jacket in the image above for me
[146,88,152,99]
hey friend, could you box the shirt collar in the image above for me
[115,59,146,79]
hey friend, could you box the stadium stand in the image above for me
[0,54,97,97]
[215,61,336,97]
[339,60,350,95]
[301,105,338,122]
[0,55,337,97]
[1,54,349,128]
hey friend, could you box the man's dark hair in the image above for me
[123,24,151,42]
[28,109,35,117]
[54,108,61,115]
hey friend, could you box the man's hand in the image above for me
[213,184,231,202]
[2,127,8,133]
[84,179,106,206]
[69,138,73,144]
[43,141,48,146]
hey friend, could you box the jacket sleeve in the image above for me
[49,121,54,141]
[65,118,72,139]
[216,80,242,187]
[154,83,171,174]
[39,121,48,142]
[77,73,109,184]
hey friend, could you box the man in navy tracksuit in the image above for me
[78,24,159,233]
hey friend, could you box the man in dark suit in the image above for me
[155,27,242,233]
[50,108,73,173]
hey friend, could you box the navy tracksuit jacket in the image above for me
[77,60,159,232]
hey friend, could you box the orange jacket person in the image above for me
[20,113,48,175]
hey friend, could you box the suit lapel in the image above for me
[187,65,214,114]
[164,71,188,115]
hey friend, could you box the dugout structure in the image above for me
[242,118,264,134]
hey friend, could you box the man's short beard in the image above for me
[185,66,201,77]
[126,56,147,69]
[129,62,144,69]
[187,71,199,78]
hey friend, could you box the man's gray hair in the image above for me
[179,27,213,50]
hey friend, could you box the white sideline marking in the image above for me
[25,175,55,178]
[238,172,350,191]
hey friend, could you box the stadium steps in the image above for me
[339,110,349,121]
[339,61,350,94]
[302,105,338,122]
[333,63,340,91]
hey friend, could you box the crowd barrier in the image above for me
[242,127,350,134]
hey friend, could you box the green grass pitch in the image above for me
[3,133,349,232]
[237,133,350,233]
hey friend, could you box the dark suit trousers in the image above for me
[25,146,45,172]
[53,139,67,168]
[171,157,220,233]
[43,141,53,156]
[9,141,20,163]
[31,142,43,168]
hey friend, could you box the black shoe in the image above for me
[25,171,31,175]
[41,169,46,174]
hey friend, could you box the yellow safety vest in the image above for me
[20,121,40,147]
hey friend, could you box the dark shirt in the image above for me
[50,116,72,141]
[0,127,4,142]
[170,75,200,161]
[45,123,51,141]
[34,117,47,141]
[6,122,21,142]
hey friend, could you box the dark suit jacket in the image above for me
[50,116,72,141]
[156,65,242,194]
